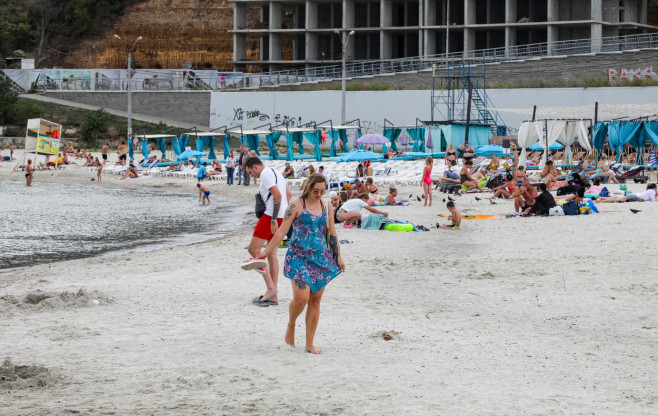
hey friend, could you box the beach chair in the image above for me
[615,166,648,183]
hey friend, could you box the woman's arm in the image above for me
[327,204,345,271]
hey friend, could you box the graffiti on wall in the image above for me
[606,66,658,82]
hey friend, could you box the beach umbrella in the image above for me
[529,142,564,151]
[177,149,206,162]
[337,149,384,163]
[356,133,389,145]
[475,144,505,157]
[426,130,434,150]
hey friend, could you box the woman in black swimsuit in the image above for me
[459,160,479,191]
[445,143,457,164]
[459,142,475,164]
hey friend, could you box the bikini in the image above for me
[446,150,457,160]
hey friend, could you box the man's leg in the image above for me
[237,165,242,185]
[248,236,277,301]
[266,241,279,303]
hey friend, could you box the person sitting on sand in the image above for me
[489,154,500,173]
[356,163,364,178]
[562,187,586,204]
[514,165,528,186]
[489,173,517,200]
[598,183,656,203]
[557,172,588,196]
[197,183,210,205]
[282,162,294,179]
[441,160,461,183]
[440,201,461,230]
[211,159,223,173]
[593,155,619,184]
[514,179,538,214]
[365,177,378,194]
[197,162,209,181]
[300,165,316,190]
[541,160,559,190]
[329,191,339,209]
[460,160,479,191]
[385,186,409,205]
[528,183,556,215]
[64,144,76,155]
[334,192,348,223]
[336,193,388,227]
[121,165,139,180]
[348,178,368,199]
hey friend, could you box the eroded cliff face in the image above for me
[58,0,658,70]
[68,0,259,71]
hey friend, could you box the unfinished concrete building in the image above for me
[231,0,657,72]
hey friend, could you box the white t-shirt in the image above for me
[260,168,288,218]
[634,189,656,201]
[340,198,368,213]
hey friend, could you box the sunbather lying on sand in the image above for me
[598,183,656,203]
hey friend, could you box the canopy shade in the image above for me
[529,142,565,151]
[337,149,384,162]
[226,129,270,136]
[475,144,505,157]
[184,131,226,137]
[272,127,316,133]
[134,134,176,139]
[316,125,361,130]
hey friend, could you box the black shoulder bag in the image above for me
[255,168,277,218]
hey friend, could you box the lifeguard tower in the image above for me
[22,118,63,168]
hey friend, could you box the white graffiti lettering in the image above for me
[607,66,658,82]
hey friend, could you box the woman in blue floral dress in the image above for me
[259,173,345,354]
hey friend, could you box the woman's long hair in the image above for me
[300,173,327,199]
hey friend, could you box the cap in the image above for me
[328,191,337,198]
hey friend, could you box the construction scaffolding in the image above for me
[431,63,508,136]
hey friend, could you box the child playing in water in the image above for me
[440,201,461,230]
[197,183,210,205]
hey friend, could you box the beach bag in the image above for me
[549,206,564,216]
[254,168,276,218]
[562,200,580,216]
[599,186,609,197]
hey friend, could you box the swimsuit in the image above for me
[460,174,470,184]
[423,167,432,185]
[204,190,210,196]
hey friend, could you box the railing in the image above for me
[3,32,658,93]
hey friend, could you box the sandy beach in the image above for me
[1,152,657,415]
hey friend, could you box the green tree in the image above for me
[0,78,19,124]
[81,108,109,146]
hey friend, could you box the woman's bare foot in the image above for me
[285,323,295,347]
[305,345,322,354]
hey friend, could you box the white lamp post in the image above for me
[334,29,355,125]
[114,34,143,141]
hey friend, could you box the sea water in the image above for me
[0,179,251,270]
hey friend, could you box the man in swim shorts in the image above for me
[197,183,210,205]
[101,143,109,162]
[117,141,128,165]
[514,179,538,214]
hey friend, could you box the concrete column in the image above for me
[424,0,436,55]
[343,0,355,59]
[380,0,393,59]
[464,0,476,52]
[269,1,282,68]
[418,0,424,57]
[305,1,318,63]
[546,0,558,53]
[232,3,247,64]
[591,0,602,53]
[639,0,648,24]
[505,0,517,54]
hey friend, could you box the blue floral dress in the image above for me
[284,200,342,292]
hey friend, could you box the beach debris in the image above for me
[1,289,112,311]
[381,332,393,341]
[443,198,446,203]
[0,358,55,389]
[630,209,641,214]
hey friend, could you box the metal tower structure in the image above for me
[431,63,508,136]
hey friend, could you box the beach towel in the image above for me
[362,214,384,230]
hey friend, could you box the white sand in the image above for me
[1,151,657,415]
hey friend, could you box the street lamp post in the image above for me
[114,34,142,141]
[334,29,355,125]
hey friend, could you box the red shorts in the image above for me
[253,214,283,241]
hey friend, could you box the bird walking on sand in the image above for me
[489,199,497,205]
[475,196,481,201]
[630,209,641,214]
[448,195,455,202]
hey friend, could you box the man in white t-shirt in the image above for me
[243,156,293,306]
[599,183,656,203]
[336,193,388,227]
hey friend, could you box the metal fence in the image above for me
[4,32,658,93]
